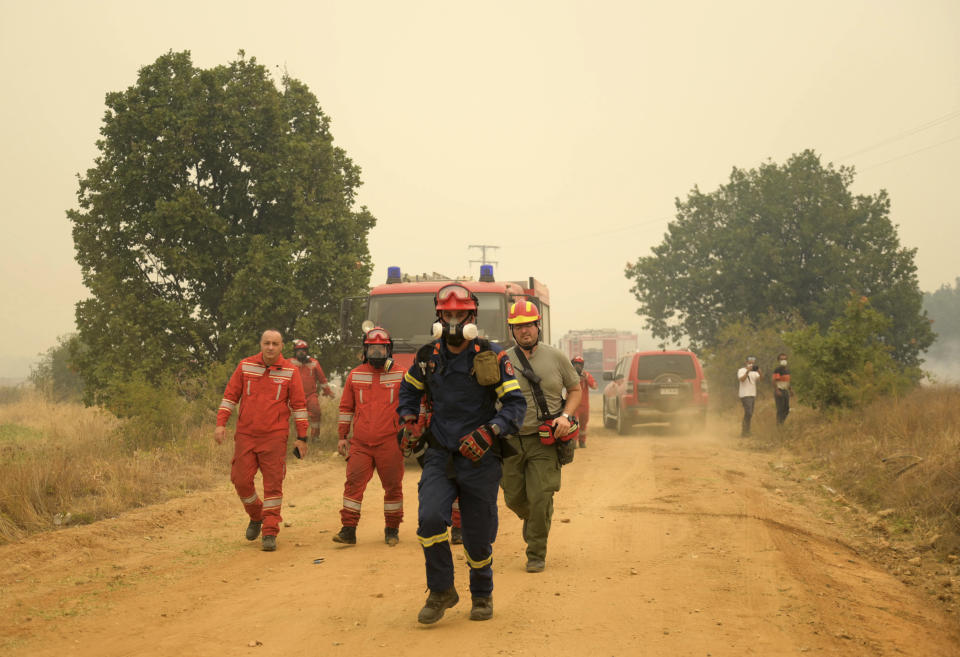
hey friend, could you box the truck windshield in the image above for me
[368,292,509,351]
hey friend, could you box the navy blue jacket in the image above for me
[398,339,526,450]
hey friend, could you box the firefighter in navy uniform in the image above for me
[397,283,526,624]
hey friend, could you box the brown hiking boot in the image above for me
[417,587,459,624]
[384,527,399,546]
[261,535,277,551]
[469,596,493,621]
[525,558,545,573]
[245,520,262,541]
[332,526,357,545]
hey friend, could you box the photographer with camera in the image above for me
[737,355,761,437]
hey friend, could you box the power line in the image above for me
[859,132,960,171]
[837,108,960,161]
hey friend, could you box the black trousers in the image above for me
[775,392,790,425]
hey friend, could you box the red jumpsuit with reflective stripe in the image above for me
[217,354,309,537]
[293,357,332,440]
[337,361,405,529]
[576,372,598,443]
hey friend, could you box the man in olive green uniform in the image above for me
[501,300,581,573]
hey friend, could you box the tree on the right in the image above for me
[625,149,933,370]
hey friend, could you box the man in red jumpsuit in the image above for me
[572,356,597,448]
[215,329,310,552]
[333,327,406,546]
[291,338,335,442]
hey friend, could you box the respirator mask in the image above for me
[432,316,478,347]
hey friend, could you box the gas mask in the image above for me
[365,343,389,369]
[432,315,478,347]
[294,349,308,362]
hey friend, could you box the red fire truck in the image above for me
[341,265,549,369]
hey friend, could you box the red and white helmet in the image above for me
[292,338,309,351]
[571,356,584,365]
[362,326,393,361]
[507,299,541,325]
[434,284,478,313]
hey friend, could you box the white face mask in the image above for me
[780,359,788,366]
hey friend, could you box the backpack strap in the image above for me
[511,347,555,423]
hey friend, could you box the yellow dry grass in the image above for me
[754,385,960,555]
[0,391,340,544]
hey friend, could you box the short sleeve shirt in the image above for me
[507,343,581,434]
[737,367,760,398]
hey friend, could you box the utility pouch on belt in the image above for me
[472,349,501,386]
[557,439,575,466]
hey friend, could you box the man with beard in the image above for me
[397,283,526,624]
[502,300,581,574]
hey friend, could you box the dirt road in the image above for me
[2,416,958,657]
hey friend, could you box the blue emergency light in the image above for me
[479,264,495,282]
[386,266,402,283]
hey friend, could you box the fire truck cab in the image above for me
[341,265,550,369]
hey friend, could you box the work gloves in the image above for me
[397,418,424,457]
[458,424,496,463]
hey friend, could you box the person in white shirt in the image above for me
[737,356,761,437]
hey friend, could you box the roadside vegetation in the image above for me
[748,384,960,557]
[0,384,339,544]
[700,294,959,559]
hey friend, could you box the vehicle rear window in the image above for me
[635,354,696,380]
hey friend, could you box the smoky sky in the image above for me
[1,1,958,378]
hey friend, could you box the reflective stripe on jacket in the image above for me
[338,361,404,444]
[217,353,309,437]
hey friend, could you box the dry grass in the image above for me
[755,385,960,555]
[0,391,341,544]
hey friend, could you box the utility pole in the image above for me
[468,244,499,273]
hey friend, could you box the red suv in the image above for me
[602,350,708,434]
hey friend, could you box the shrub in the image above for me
[29,334,86,402]
[785,295,919,409]
[701,311,803,409]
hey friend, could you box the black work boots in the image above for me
[469,596,493,621]
[332,526,357,544]
[417,587,459,624]
[245,520,262,541]
[450,526,463,544]
[384,527,399,546]
[261,535,277,551]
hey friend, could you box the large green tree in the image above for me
[625,150,932,368]
[70,51,375,404]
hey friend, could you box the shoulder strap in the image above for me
[512,348,553,422]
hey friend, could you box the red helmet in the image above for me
[363,326,393,361]
[507,299,541,325]
[363,326,392,346]
[435,284,478,312]
[292,339,308,351]
[572,356,584,364]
